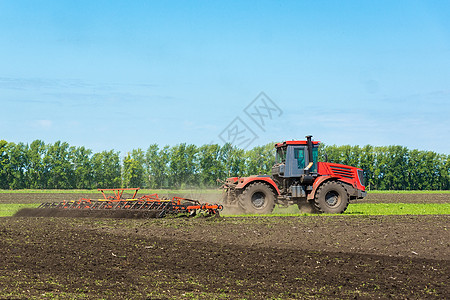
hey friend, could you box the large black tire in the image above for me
[238,182,275,214]
[314,181,349,214]
[297,201,319,214]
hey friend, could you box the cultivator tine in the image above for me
[98,202,109,209]
[116,201,126,209]
[67,201,78,209]
[38,202,57,209]
[134,202,146,210]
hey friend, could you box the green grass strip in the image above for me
[0,189,222,194]
[226,203,450,217]
[0,189,99,194]
[0,203,40,217]
[346,203,450,215]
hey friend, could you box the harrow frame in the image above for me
[38,188,223,218]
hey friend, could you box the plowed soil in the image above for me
[1,192,449,299]
[362,192,450,204]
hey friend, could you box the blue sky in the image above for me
[1,0,449,155]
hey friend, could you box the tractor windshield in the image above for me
[276,147,286,163]
[312,147,319,172]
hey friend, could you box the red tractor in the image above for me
[221,135,366,214]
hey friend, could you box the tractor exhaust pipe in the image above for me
[304,135,314,174]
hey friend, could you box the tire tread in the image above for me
[238,182,276,214]
[314,181,349,213]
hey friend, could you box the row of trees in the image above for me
[0,139,449,190]
[0,140,121,189]
[322,144,450,190]
[0,140,274,189]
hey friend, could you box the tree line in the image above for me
[321,144,449,190]
[0,140,274,189]
[0,139,448,190]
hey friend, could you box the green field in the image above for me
[244,203,450,217]
[2,203,449,218]
[0,188,223,194]
[0,203,40,217]
[346,203,450,215]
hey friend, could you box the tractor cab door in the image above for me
[288,146,306,177]
[285,146,318,177]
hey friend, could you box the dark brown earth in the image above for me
[362,193,450,204]
[1,192,449,299]
[0,214,448,299]
[14,207,162,219]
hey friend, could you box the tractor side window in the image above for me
[312,147,319,172]
[276,147,286,163]
[294,148,305,169]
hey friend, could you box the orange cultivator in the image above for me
[37,188,223,218]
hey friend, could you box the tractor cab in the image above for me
[272,136,320,178]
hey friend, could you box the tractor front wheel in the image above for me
[238,182,275,214]
[314,181,349,214]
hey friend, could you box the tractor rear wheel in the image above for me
[238,182,275,214]
[314,181,349,214]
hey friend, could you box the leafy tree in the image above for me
[91,153,104,188]
[244,143,275,176]
[72,146,93,189]
[384,146,409,190]
[197,144,222,187]
[145,144,158,188]
[168,144,198,188]
[444,155,450,189]
[92,150,121,188]
[360,145,374,190]
[132,148,147,187]
[226,146,247,178]
[122,148,146,188]
[122,153,144,188]
[6,142,29,189]
[145,144,170,189]
[0,140,10,189]
[220,143,247,179]
[43,141,75,189]
[408,149,425,190]
[321,144,341,164]
[422,151,440,190]
[27,140,47,189]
